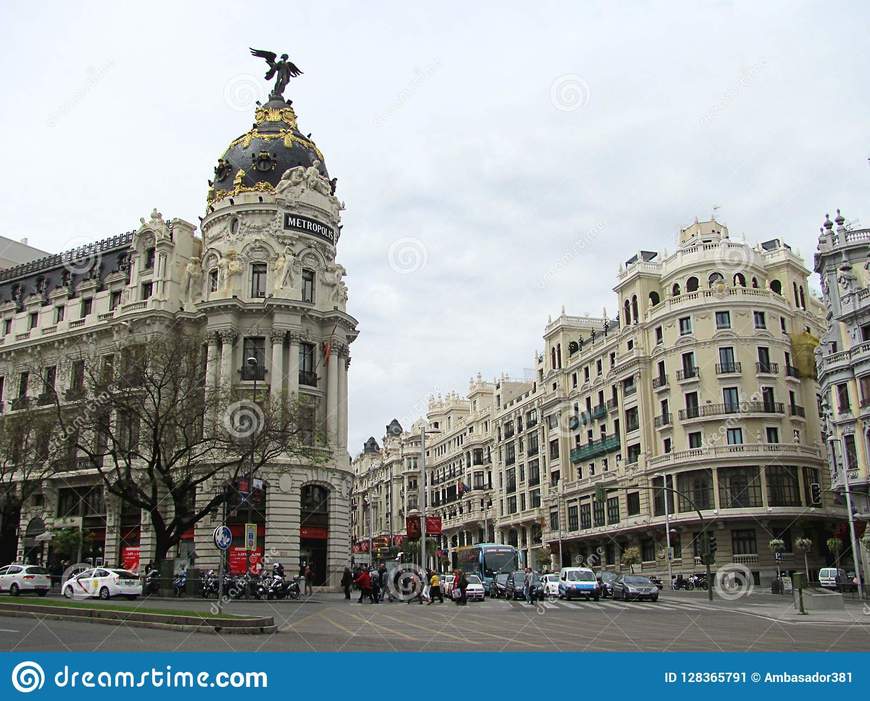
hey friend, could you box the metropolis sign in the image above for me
[283,213,335,244]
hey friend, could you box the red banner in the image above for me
[228,546,264,575]
[426,516,443,535]
[300,526,328,540]
[120,546,140,572]
[405,516,442,540]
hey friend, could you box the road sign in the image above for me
[775,551,783,561]
[213,525,232,551]
[245,522,257,551]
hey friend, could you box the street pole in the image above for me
[557,478,563,569]
[420,429,427,573]
[659,473,674,588]
[836,439,865,599]
[244,356,258,581]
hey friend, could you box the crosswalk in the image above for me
[352,597,719,613]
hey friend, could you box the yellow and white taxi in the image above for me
[62,567,142,600]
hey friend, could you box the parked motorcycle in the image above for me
[144,568,160,596]
[172,568,188,597]
[201,570,220,598]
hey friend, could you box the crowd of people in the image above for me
[343,564,471,605]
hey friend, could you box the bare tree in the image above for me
[46,324,326,562]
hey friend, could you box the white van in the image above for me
[558,566,600,601]
[818,567,850,590]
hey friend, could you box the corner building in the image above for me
[3,88,358,586]
[541,219,842,584]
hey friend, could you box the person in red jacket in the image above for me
[354,566,372,603]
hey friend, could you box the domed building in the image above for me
[0,57,358,588]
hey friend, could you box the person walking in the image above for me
[304,564,314,596]
[370,567,381,603]
[341,567,353,600]
[428,571,443,604]
[354,566,371,603]
[524,567,534,604]
[378,564,393,602]
[454,569,468,606]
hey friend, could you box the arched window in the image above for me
[623,300,631,325]
[672,283,681,297]
[751,277,759,289]
[733,273,746,287]
[799,286,806,309]
[631,295,639,324]
[708,272,724,287]
[686,276,699,293]
[770,279,782,295]
[649,291,660,307]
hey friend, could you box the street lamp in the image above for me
[244,355,258,581]
[657,472,674,587]
[828,437,865,599]
[418,427,440,573]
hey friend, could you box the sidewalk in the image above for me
[730,601,870,624]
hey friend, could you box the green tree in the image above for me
[621,546,641,574]
[827,537,844,566]
[50,528,92,562]
[795,537,813,581]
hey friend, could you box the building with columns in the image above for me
[355,219,848,585]
[814,209,870,581]
[2,69,358,587]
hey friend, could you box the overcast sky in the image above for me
[1,1,868,456]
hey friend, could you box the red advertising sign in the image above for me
[405,516,442,539]
[228,546,264,575]
[300,526,329,540]
[426,516,443,535]
[120,546,140,572]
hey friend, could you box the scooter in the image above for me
[172,569,188,597]
[144,568,160,596]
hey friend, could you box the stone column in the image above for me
[287,333,300,397]
[218,329,237,389]
[337,353,349,462]
[270,330,285,400]
[204,333,220,427]
[327,342,339,447]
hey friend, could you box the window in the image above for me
[715,311,731,329]
[302,269,315,303]
[250,263,267,297]
[718,467,762,508]
[507,496,517,514]
[209,269,219,292]
[843,433,858,471]
[528,459,540,486]
[299,342,317,386]
[530,490,541,508]
[109,290,122,310]
[836,384,850,413]
[593,498,605,527]
[627,492,640,516]
[549,510,559,531]
[679,316,692,335]
[684,391,699,418]
[141,282,153,300]
[753,311,766,329]
[766,426,780,444]
[55,306,65,323]
[144,247,156,270]
[767,465,801,506]
[625,407,639,432]
[606,497,619,524]
[505,467,516,493]
[568,505,579,531]
[241,337,266,380]
[663,437,672,453]
[723,387,739,412]
[726,427,743,445]
[549,439,559,460]
[18,372,28,398]
[43,366,56,393]
[626,443,641,464]
[580,503,591,529]
[676,470,713,511]
[731,528,757,555]
[70,360,85,393]
[81,298,93,317]
[28,312,38,330]
[718,346,737,372]
[688,431,702,449]
[655,326,663,345]
[3,319,10,335]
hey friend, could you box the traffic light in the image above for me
[810,482,822,506]
[707,532,717,555]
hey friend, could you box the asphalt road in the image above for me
[1,590,868,652]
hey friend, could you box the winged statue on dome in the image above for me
[249,48,303,100]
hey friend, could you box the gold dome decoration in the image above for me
[254,105,299,129]
[207,180,275,205]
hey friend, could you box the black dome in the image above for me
[209,98,327,203]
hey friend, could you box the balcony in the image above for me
[299,370,318,387]
[789,404,806,418]
[654,413,672,428]
[651,375,668,389]
[785,365,800,379]
[623,383,637,397]
[570,434,621,463]
[715,362,741,374]
[11,396,30,411]
[64,388,85,401]
[733,553,759,565]
[677,401,784,420]
[756,361,779,375]
[36,392,55,406]
[676,367,701,381]
[648,442,822,469]
[606,398,618,410]
[591,404,607,420]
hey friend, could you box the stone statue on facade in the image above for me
[249,48,303,100]
[183,256,203,303]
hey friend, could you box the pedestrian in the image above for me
[341,567,353,600]
[428,571,443,604]
[454,569,468,606]
[304,564,314,596]
[378,564,393,602]
[354,566,372,603]
[524,567,534,604]
[370,568,381,603]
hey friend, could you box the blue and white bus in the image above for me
[455,543,519,595]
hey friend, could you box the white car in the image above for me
[62,567,142,600]
[0,564,51,596]
[465,574,485,601]
[541,573,560,598]
[440,573,455,596]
